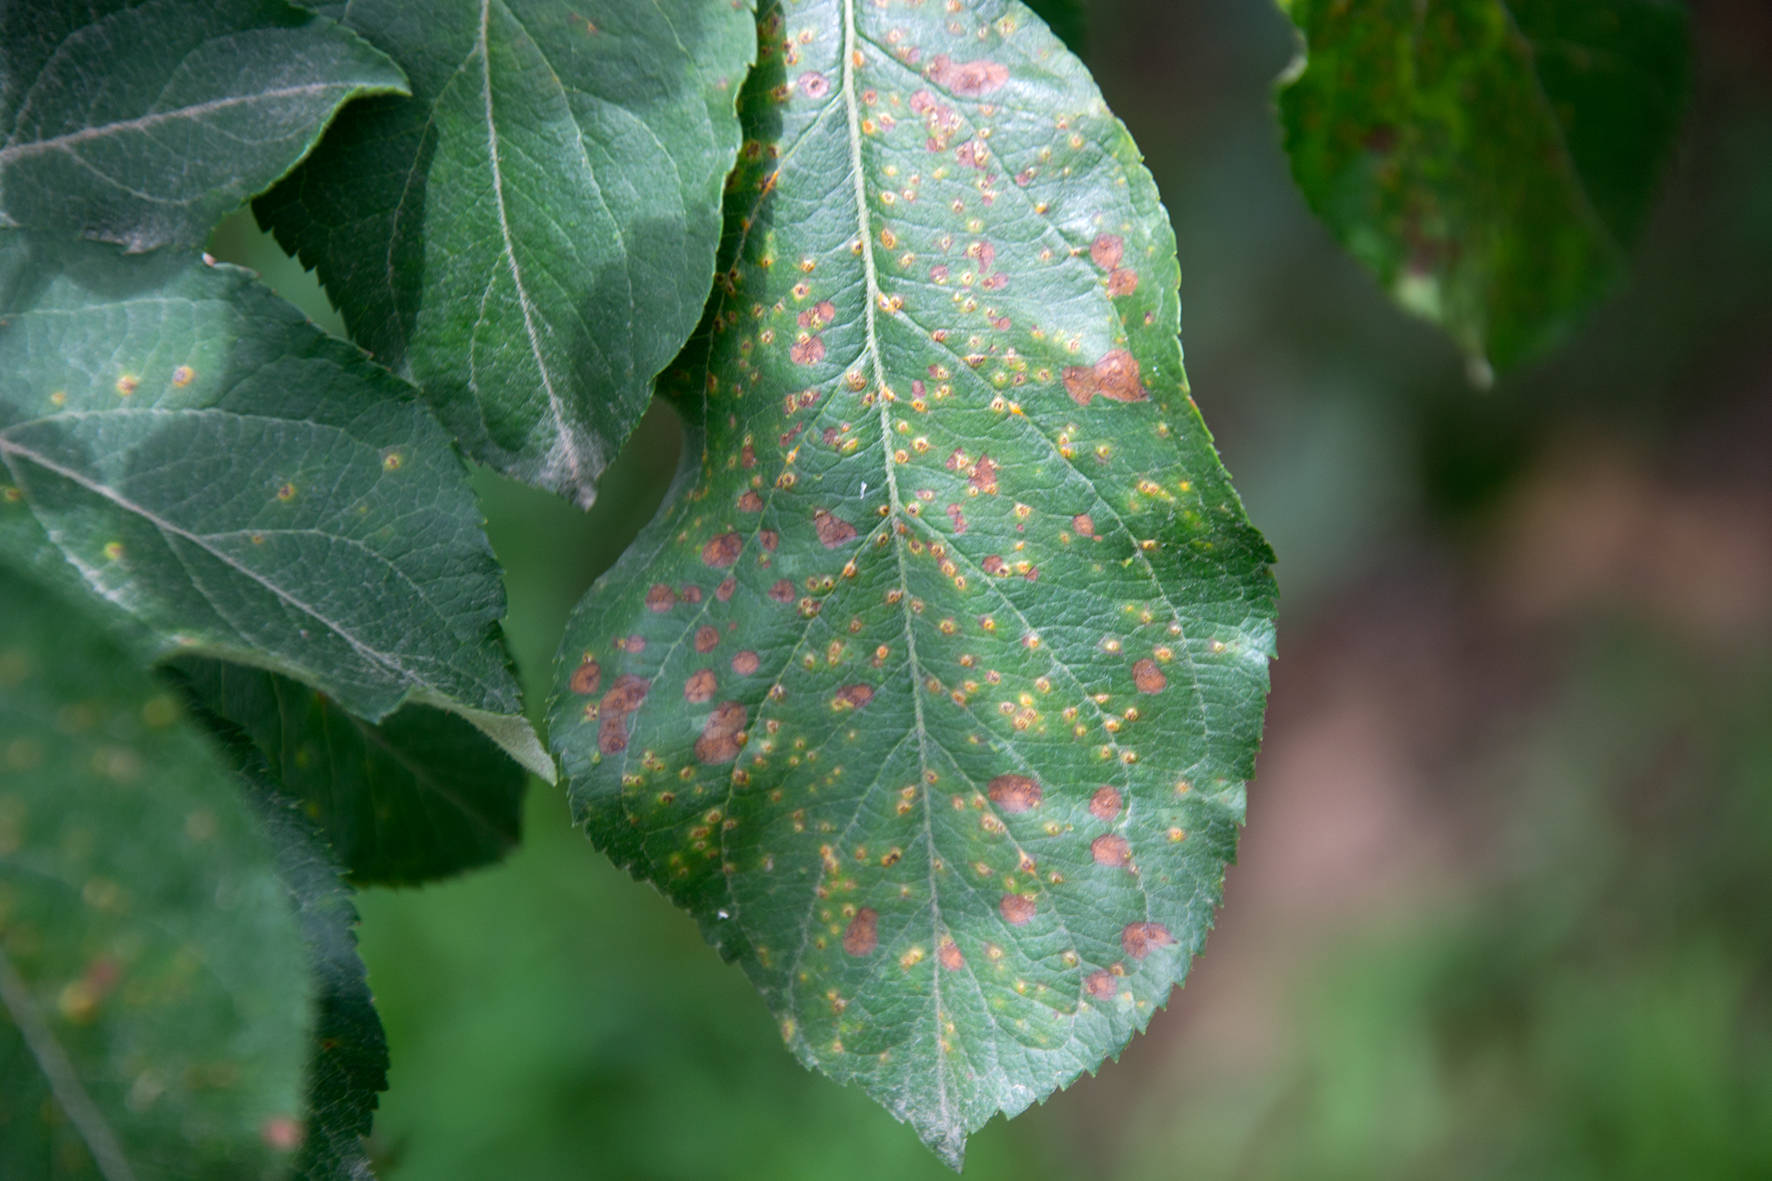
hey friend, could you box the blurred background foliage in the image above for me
[210,0,1772,1175]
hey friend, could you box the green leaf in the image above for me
[549,0,1276,1164]
[1275,0,1690,374]
[0,233,550,781]
[170,658,527,886]
[0,0,407,252]
[0,566,312,1181]
[255,0,758,506]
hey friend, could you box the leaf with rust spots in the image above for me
[550,0,1274,1166]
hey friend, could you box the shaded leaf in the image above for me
[549,0,1275,1164]
[255,0,758,506]
[0,234,549,780]
[0,0,407,251]
[0,566,311,1180]
[171,658,527,886]
[1275,0,1690,374]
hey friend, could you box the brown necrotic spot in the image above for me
[1090,234,1124,270]
[694,701,748,765]
[1132,658,1167,693]
[769,578,796,603]
[645,583,678,612]
[695,626,720,653]
[732,650,760,675]
[844,907,880,956]
[938,939,965,971]
[716,577,737,602]
[1000,894,1036,925]
[970,455,999,495]
[791,336,826,365]
[738,490,764,512]
[1091,834,1131,867]
[987,774,1041,813]
[1107,267,1139,296]
[1072,513,1095,538]
[569,659,602,695]
[834,683,874,710]
[946,504,967,533]
[1089,786,1122,821]
[1121,922,1174,960]
[1085,970,1117,999]
[798,70,829,99]
[685,669,717,703]
[928,54,1008,96]
[702,532,743,567]
[597,675,650,755]
[1063,349,1147,406]
[814,509,857,548]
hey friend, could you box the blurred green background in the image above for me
[211,0,1772,1176]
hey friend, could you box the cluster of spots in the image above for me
[595,675,649,755]
[927,53,1009,97]
[1090,233,1139,298]
[694,700,748,764]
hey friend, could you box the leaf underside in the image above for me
[0,0,407,251]
[1276,0,1689,373]
[0,235,548,779]
[257,0,758,506]
[551,0,1275,1164]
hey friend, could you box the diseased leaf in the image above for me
[1275,0,1690,374]
[549,0,1276,1164]
[255,0,758,506]
[0,234,549,780]
[0,566,311,1181]
[171,658,527,886]
[0,0,407,251]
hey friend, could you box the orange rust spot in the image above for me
[1121,922,1174,960]
[1000,894,1036,925]
[1085,970,1117,999]
[1132,658,1168,694]
[645,583,678,612]
[695,626,720,653]
[1089,786,1122,821]
[834,683,875,710]
[970,454,999,495]
[987,773,1041,813]
[738,490,764,512]
[1107,267,1139,297]
[1090,234,1124,270]
[928,53,1008,96]
[569,659,602,695]
[685,668,717,703]
[701,532,743,567]
[1091,834,1131,867]
[1063,349,1147,406]
[732,650,761,675]
[938,938,965,971]
[694,701,748,764]
[791,336,826,365]
[843,907,880,956]
[814,509,858,548]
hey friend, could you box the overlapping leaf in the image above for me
[1276,0,1689,374]
[0,0,407,251]
[0,234,548,779]
[256,0,758,506]
[550,0,1276,1163]
[0,566,311,1180]
[172,658,527,886]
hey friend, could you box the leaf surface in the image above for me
[172,658,527,886]
[0,0,406,251]
[1275,0,1689,373]
[0,566,311,1180]
[550,0,1276,1163]
[0,234,548,779]
[255,0,758,506]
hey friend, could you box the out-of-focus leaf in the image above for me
[0,234,549,780]
[0,566,311,1180]
[0,0,406,251]
[1275,0,1689,374]
[255,0,758,506]
[171,659,526,886]
[550,0,1275,1164]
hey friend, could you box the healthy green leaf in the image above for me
[255,0,758,506]
[171,658,527,886]
[1275,0,1689,375]
[549,0,1276,1164]
[0,566,311,1181]
[0,0,407,252]
[0,234,549,780]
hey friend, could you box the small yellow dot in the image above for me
[115,375,138,396]
[382,452,403,471]
[171,365,195,387]
[103,541,124,560]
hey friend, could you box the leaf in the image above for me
[0,233,550,781]
[170,658,527,886]
[1275,0,1690,374]
[549,0,1276,1164]
[254,0,759,507]
[0,0,407,252]
[0,565,312,1181]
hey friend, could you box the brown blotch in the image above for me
[694,626,720,653]
[987,773,1042,813]
[982,555,1008,576]
[596,675,650,755]
[738,490,764,512]
[1090,234,1124,270]
[1072,513,1095,538]
[769,578,796,603]
[843,907,880,956]
[1089,786,1122,821]
[814,509,857,548]
[1132,658,1167,694]
[569,659,602,695]
[1091,834,1131,867]
[1107,267,1139,296]
[928,54,1009,96]
[946,504,967,533]
[835,683,875,710]
[741,442,757,469]
[645,583,677,612]
[938,939,965,971]
[1000,894,1036,926]
[694,701,748,765]
[684,668,717,703]
[791,336,826,366]
[759,530,780,551]
[1121,922,1174,960]
[1063,349,1147,406]
[679,585,703,605]
[732,650,760,675]
[1085,970,1117,999]
[971,454,999,495]
[798,70,830,100]
[715,577,737,602]
[702,532,742,568]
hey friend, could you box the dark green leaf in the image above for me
[255,0,758,506]
[0,234,549,780]
[549,0,1276,1164]
[1275,0,1690,374]
[0,566,311,1180]
[171,659,526,886]
[0,0,407,251]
